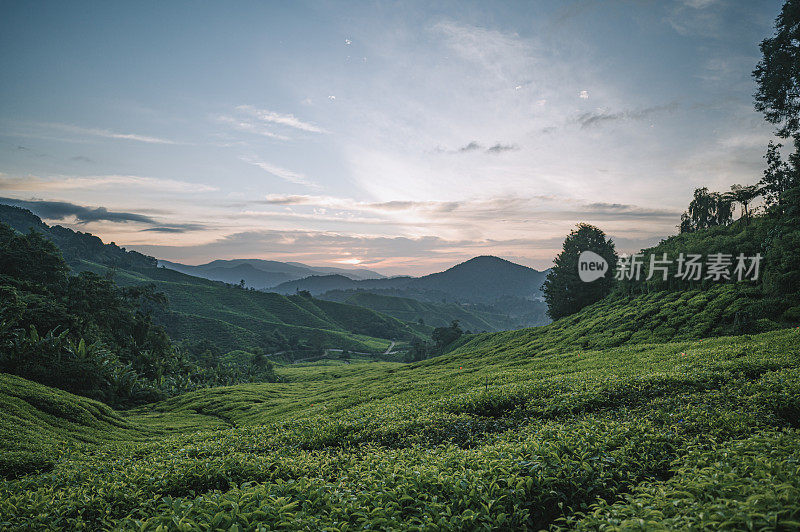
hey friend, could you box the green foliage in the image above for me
[2,326,799,529]
[0,207,421,360]
[325,290,520,332]
[0,373,154,479]
[0,204,157,270]
[562,431,800,530]
[542,223,618,319]
[77,259,423,356]
[0,221,285,406]
[679,187,734,233]
[431,320,463,353]
[0,224,69,286]
[754,0,800,139]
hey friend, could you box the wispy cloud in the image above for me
[214,115,291,140]
[236,105,327,134]
[486,143,517,154]
[260,193,461,213]
[577,103,678,128]
[140,225,206,233]
[459,141,482,153]
[44,123,180,144]
[239,156,319,188]
[0,174,218,193]
[443,141,519,154]
[257,193,677,221]
[0,197,206,231]
[666,0,724,37]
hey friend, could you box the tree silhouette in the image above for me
[542,223,617,320]
[728,184,761,224]
[753,1,800,212]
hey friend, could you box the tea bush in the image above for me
[1,328,799,529]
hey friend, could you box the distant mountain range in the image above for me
[0,202,551,332]
[0,204,422,353]
[273,256,547,302]
[159,259,385,289]
[273,256,551,328]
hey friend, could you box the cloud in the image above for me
[447,141,518,154]
[486,143,517,154]
[577,111,624,128]
[131,229,553,267]
[432,21,529,84]
[259,194,461,213]
[666,0,724,37]
[140,225,205,233]
[683,0,719,7]
[236,105,326,134]
[44,123,179,144]
[256,193,677,222]
[214,115,290,140]
[0,197,207,232]
[0,197,158,224]
[0,174,218,193]
[583,202,680,219]
[577,103,678,128]
[239,156,319,188]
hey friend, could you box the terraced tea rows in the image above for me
[2,328,799,529]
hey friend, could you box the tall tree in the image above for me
[728,184,761,223]
[542,224,618,320]
[761,141,797,211]
[753,1,800,211]
[680,188,734,233]
[754,0,800,139]
[432,320,462,352]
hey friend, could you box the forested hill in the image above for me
[159,258,385,289]
[0,204,156,269]
[0,206,425,356]
[274,256,547,302]
[414,255,547,302]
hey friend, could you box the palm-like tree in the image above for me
[727,184,761,224]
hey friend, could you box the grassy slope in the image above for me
[0,374,155,479]
[324,290,515,331]
[2,317,799,528]
[447,282,783,357]
[75,260,421,352]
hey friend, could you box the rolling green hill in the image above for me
[321,290,520,331]
[74,259,422,353]
[0,205,424,355]
[1,323,798,529]
[3,189,800,529]
[445,282,784,358]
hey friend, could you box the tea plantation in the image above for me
[2,317,799,529]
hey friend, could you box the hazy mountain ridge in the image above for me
[159,258,386,289]
[0,205,423,355]
[274,256,545,297]
[273,256,551,328]
[0,203,550,332]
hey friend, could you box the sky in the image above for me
[0,0,785,275]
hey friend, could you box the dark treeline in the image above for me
[0,223,277,407]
